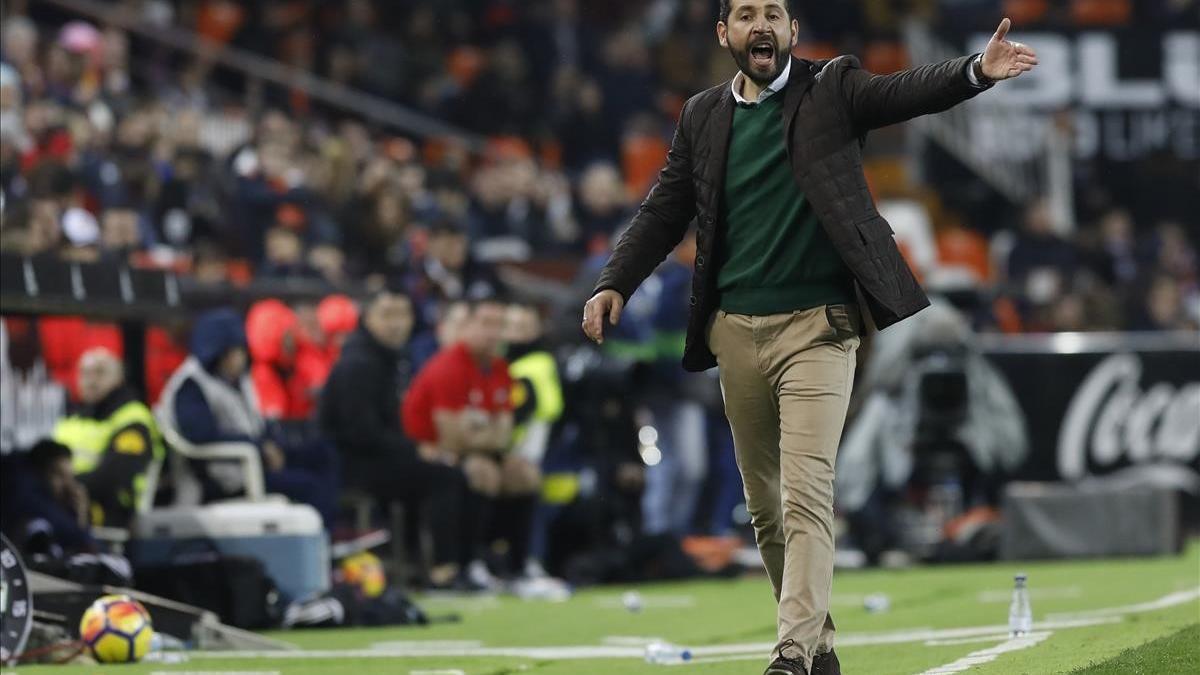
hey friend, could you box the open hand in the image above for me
[982,18,1038,81]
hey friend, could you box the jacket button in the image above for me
[705,216,714,225]
[689,295,698,306]
[695,255,705,267]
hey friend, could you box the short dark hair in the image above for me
[719,0,793,23]
[28,439,71,474]
[365,286,412,310]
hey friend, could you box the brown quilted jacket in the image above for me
[592,54,992,372]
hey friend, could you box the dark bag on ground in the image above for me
[282,584,429,628]
[134,551,281,629]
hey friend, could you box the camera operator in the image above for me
[837,300,1029,563]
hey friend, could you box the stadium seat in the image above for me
[1071,0,1132,25]
[1003,0,1050,25]
[154,415,268,506]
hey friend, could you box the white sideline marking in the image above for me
[665,654,765,666]
[924,634,1015,647]
[184,588,1197,663]
[917,631,1051,674]
[1046,587,1200,620]
[410,671,467,675]
[976,586,1082,603]
[183,619,1112,661]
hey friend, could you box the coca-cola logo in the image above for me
[1057,353,1200,481]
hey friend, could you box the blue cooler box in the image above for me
[131,501,329,602]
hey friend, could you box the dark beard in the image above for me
[727,41,786,86]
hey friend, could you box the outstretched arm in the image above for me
[840,18,1038,132]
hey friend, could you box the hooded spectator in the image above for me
[316,294,359,362]
[246,298,333,420]
[157,309,337,525]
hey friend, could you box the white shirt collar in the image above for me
[731,58,792,105]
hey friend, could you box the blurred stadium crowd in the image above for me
[2,0,1196,330]
[0,0,1197,593]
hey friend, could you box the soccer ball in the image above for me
[338,551,387,598]
[79,594,154,663]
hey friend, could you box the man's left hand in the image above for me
[982,18,1038,81]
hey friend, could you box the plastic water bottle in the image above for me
[1008,573,1033,637]
[644,641,692,664]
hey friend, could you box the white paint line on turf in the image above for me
[924,634,1016,647]
[917,631,1051,674]
[182,619,1112,661]
[191,588,1193,663]
[1046,586,1200,621]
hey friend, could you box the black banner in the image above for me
[984,335,1200,486]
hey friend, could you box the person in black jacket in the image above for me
[582,5,1038,674]
[320,288,474,589]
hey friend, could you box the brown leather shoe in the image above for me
[812,649,841,675]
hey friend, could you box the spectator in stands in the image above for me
[1006,199,1079,323]
[1131,274,1198,332]
[575,162,632,254]
[506,300,564,466]
[403,296,544,587]
[407,219,502,315]
[503,299,577,595]
[260,224,313,279]
[245,299,330,421]
[320,289,477,589]
[0,439,95,557]
[52,349,164,528]
[156,309,337,526]
[99,204,143,264]
[409,297,469,372]
[315,294,360,363]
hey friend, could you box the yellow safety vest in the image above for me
[509,351,564,445]
[53,400,165,519]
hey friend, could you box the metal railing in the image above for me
[36,0,487,151]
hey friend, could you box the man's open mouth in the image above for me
[750,41,775,67]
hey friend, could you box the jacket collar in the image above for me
[708,56,814,199]
[348,325,402,363]
[782,56,816,140]
[716,56,815,128]
[731,58,792,105]
[80,385,136,419]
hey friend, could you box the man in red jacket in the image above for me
[403,296,541,587]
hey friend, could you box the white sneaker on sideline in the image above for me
[466,559,501,591]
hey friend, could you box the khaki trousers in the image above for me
[706,304,861,669]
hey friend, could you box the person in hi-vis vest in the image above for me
[53,349,164,528]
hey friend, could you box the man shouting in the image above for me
[582,3,1037,674]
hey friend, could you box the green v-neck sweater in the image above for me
[717,93,856,315]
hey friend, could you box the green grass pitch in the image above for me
[10,541,1199,674]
